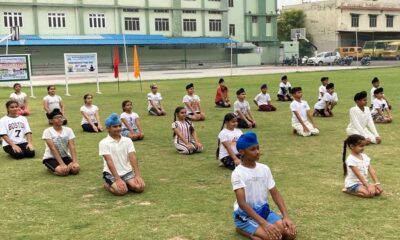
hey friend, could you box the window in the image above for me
[183,10,196,14]
[125,17,140,31]
[266,16,271,23]
[183,19,196,32]
[351,14,359,27]
[209,19,221,31]
[123,8,139,13]
[48,13,66,28]
[89,13,105,28]
[386,15,394,28]
[369,15,377,28]
[229,24,235,36]
[3,12,23,27]
[229,0,234,7]
[208,11,221,14]
[252,16,257,23]
[155,18,169,31]
[154,9,169,13]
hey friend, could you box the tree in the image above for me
[278,9,315,57]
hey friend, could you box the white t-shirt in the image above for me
[371,98,388,115]
[254,92,271,106]
[318,85,327,100]
[99,135,136,176]
[43,95,62,112]
[290,100,310,124]
[344,153,371,188]
[231,163,275,214]
[234,100,251,117]
[183,94,201,114]
[314,92,338,110]
[0,115,31,147]
[278,82,292,95]
[147,92,163,111]
[370,87,377,103]
[120,112,140,131]
[218,128,242,159]
[42,126,75,159]
[10,92,27,107]
[80,105,99,125]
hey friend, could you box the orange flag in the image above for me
[133,45,140,79]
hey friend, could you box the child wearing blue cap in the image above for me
[232,132,296,240]
[99,113,145,196]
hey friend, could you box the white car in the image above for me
[307,52,340,66]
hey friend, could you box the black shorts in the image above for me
[43,156,72,172]
[315,108,331,117]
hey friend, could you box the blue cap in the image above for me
[105,113,121,128]
[236,132,259,151]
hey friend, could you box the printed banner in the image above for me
[64,53,98,75]
[0,55,30,81]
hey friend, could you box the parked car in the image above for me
[307,52,340,66]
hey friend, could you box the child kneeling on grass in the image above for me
[234,88,256,129]
[313,83,338,117]
[342,134,383,198]
[254,84,276,112]
[42,109,80,176]
[232,132,296,240]
[172,106,203,154]
[371,87,392,123]
[290,87,319,137]
[99,113,145,196]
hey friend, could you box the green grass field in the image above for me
[0,68,399,240]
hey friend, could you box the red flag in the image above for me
[113,46,119,78]
[133,45,140,79]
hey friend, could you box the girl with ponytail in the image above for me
[172,106,203,154]
[342,134,383,198]
[216,113,242,170]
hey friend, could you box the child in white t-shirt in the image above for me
[370,77,391,109]
[290,87,319,136]
[313,83,338,117]
[120,100,144,141]
[183,83,205,121]
[0,100,35,159]
[234,88,256,129]
[317,77,329,100]
[43,85,67,125]
[99,113,145,196]
[10,83,30,116]
[216,113,242,170]
[232,132,296,240]
[80,94,103,132]
[371,87,392,123]
[253,84,276,112]
[147,83,166,116]
[342,134,383,198]
[277,75,292,101]
[42,109,80,176]
[172,106,203,154]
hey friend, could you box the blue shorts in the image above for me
[121,128,139,137]
[347,183,361,193]
[233,209,281,235]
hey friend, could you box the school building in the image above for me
[0,0,280,75]
[282,0,400,52]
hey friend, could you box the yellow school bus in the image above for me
[362,40,399,58]
[382,41,400,59]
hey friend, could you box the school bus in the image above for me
[336,47,363,59]
[382,41,400,59]
[362,40,399,58]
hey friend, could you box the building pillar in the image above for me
[77,0,84,35]
[201,0,206,36]
[114,0,122,34]
[32,0,39,35]
[172,0,182,37]
[145,0,150,34]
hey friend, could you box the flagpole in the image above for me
[118,77,120,92]
[139,75,143,92]
[122,34,129,81]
